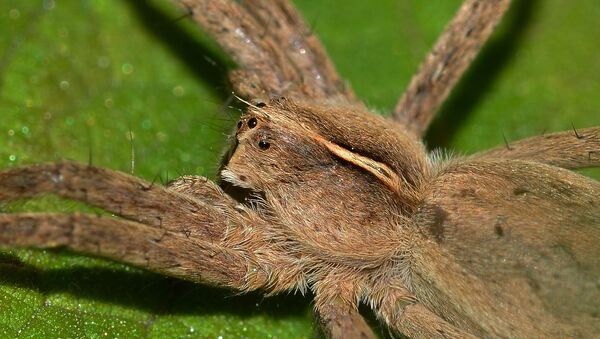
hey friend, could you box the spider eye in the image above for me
[248,118,258,128]
[258,140,270,150]
[237,121,242,129]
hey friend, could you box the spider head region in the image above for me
[222,108,339,192]
[222,99,406,246]
[220,98,406,228]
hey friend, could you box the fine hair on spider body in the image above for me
[1,0,599,338]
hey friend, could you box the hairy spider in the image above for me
[1,0,599,338]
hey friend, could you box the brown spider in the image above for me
[1,0,599,338]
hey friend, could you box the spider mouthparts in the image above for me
[221,168,253,189]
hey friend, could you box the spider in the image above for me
[1,0,599,338]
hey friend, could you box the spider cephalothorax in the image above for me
[220,97,421,294]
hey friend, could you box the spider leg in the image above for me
[312,271,377,339]
[0,162,234,241]
[387,303,478,339]
[171,175,381,337]
[473,126,600,169]
[393,0,512,136]
[316,299,376,339]
[366,279,477,338]
[169,175,379,338]
[0,213,268,290]
[167,175,238,207]
[176,0,356,103]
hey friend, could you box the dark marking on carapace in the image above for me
[494,225,504,237]
[494,216,508,239]
[526,273,541,292]
[429,205,448,243]
[513,187,530,196]
[455,188,477,198]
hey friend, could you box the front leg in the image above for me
[0,162,230,241]
[0,213,267,290]
[0,162,300,292]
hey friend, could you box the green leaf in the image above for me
[0,0,598,337]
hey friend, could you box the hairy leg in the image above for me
[168,175,239,207]
[313,271,376,339]
[171,175,379,337]
[316,300,375,339]
[0,162,237,241]
[389,303,477,339]
[394,0,511,136]
[474,126,600,169]
[0,213,267,290]
[0,163,307,292]
[367,279,476,338]
[177,0,356,103]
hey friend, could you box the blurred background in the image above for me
[0,0,598,337]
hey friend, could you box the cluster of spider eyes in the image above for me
[237,116,270,150]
